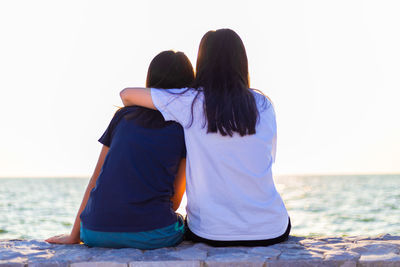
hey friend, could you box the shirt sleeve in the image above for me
[98,108,128,147]
[150,88,196,126]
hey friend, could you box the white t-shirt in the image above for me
[151,88,289,241]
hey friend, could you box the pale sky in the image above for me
[0,0,399,177]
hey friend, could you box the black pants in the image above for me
[185,218,291,247]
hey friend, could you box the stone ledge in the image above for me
[1,234,400,267]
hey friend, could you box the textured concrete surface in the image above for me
[1,234,400,266]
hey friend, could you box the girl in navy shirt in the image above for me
[46,50,194,249]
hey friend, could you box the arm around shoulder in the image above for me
[120,87,156,110]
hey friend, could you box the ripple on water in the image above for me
[275,174,400,236]
[356,217,377,222]
[61,222,72,227]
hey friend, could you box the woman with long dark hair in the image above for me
[46,50,194,249]
[120,29,290,246]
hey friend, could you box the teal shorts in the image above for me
[80,216,185,249]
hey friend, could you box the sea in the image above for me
[0,174,399,240]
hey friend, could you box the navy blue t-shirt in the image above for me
[80,106,186,232]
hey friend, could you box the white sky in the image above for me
[0,0,399,177]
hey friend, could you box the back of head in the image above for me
[195,29,249,88]
[147,50,195,89]
[192,29,258,136]
[126,50,195,128]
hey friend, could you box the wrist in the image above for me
[70,229,80,241]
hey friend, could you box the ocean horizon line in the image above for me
[1,172,399,179]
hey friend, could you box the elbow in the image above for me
[119,88,128,98]
[119,89,125,98]
[120,88,131,106]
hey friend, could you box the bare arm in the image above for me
[171,159,186,211]
[120,87,156,109]
[46,145,109,244]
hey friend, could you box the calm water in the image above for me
[0,175,399,239]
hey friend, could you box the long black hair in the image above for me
[191,29,260,137]
[125,50,194,128]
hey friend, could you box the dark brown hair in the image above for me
[190,29,259,136]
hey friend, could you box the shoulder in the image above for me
[250,89,273,111]
[114,106,138,117]
[98,107,139,147]
[110,106,139,124]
